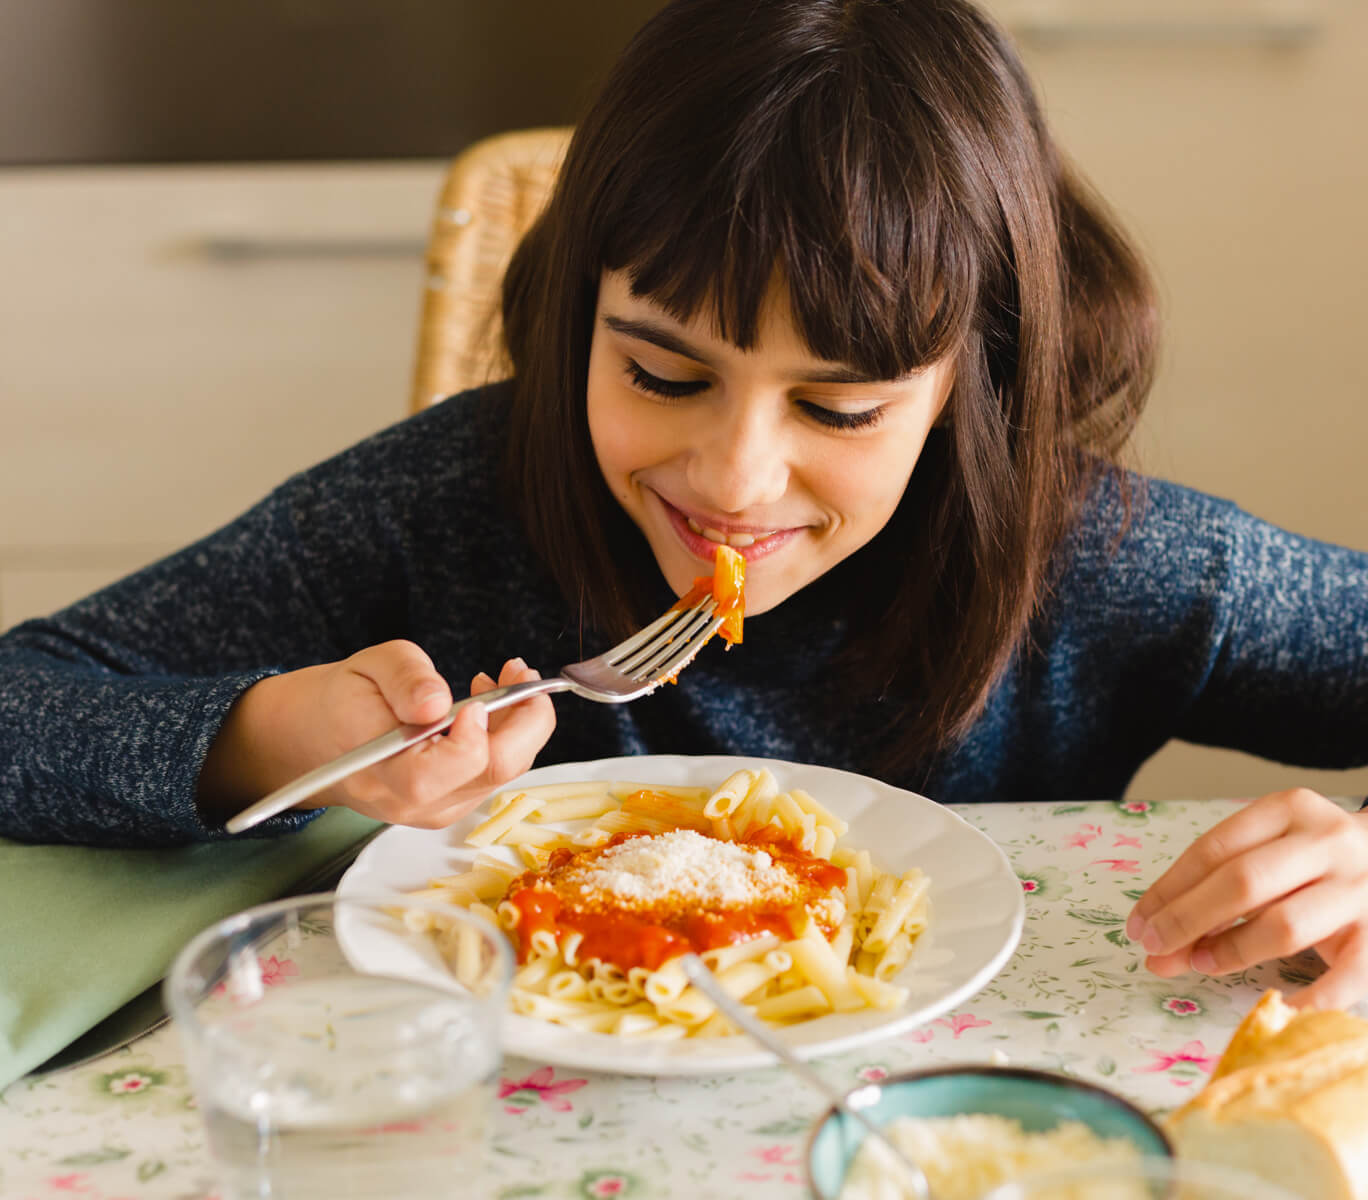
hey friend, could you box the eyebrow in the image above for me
[600,314,879,385]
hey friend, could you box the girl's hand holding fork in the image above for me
[197,641,556,829]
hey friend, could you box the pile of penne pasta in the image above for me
[403,767,931,1041]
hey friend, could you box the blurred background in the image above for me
[1,0,1363,801]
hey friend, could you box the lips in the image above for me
[657,495,803,564]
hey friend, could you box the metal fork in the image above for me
[225,593,722,834]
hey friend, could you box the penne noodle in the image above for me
[609,782,711,806]
[559,1008,624,1034]
[547,970,592,1000]
[700,934,779,974]
[658,986,716,1026]
[466,791,542,847]
[528,929,558,959]
[513,954,558,991]
[455,921,485,988]
[847,969,909,1011]
[592,809,673,836]
[702,769,754,818]
[829,917,856,967]
[717,958,785,1003]
[788,787,849,837]
[600,979,638,1006]
[865,873,930,954]
[423,866,514,905]
[560,929,584,968]
[493,821,568,848]
[531,792,620,822]
[788,929,863,1011]
[696,1011,740,1038]
[753,985,831,1021]
[620,790,713,833]
[469,900,499,928]
[515,843,552,869]
[873,932,914,982]
[491,781,613,815]
[643,959,689,1006]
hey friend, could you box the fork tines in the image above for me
[611,596,721,681]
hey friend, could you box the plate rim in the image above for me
[338,753,1024,1076]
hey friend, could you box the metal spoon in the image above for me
[678,954,933,1200]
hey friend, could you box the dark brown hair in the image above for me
[501,0,1157,770]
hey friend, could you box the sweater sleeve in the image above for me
[1176,504,1368,766]
[0,408,442,847]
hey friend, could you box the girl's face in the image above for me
[586,270,955,615]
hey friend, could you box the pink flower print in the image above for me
[1162,997,1202,1017]
[858,1065,889,1082]
[45,1176,92,1192]
[752,1144,801,1167]
[1064,824,1102,849]
[1136,1040,1217,1074]
[1113,834,1143,849]
[588,1177,627,1197]
[258,955,299,985]
[1091,859,1141,872]
[1020,878,1039,893]
[498,1065,589,1113]
[935,1013,991,1038]
[905,1027,935,1043]
[1119,800,1152,815]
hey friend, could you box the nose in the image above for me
[685,397,789,515]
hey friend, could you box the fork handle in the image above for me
[224,677,572,834]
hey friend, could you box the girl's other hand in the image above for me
[1126,789,1368,1010]
[199,641,556,830]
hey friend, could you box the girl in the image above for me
[2,0,1365,1006]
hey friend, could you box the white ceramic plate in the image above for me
[337,754,1024,1077]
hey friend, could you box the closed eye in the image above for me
[797,401,886,431]
[625,359,709,399]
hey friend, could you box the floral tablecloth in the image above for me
[0,798,1330,1200]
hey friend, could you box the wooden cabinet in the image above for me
[1,160,447,627]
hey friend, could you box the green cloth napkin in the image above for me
[0,809,383,1090]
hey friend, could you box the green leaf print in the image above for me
[1067,907,1125,926]
[137,1159,166,1181]
[1052,805,1088,815]
[752,1115,812,1136]
[1104,929,1130,948]
[1121,889,1146,901]
[58,1147,132,1166]
[1017,1011,1067,1019]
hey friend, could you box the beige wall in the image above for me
[988,0,1368,799]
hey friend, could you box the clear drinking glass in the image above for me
[165,891,513,1200]
[978,1157,1305,1200]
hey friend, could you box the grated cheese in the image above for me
[567,829,805,910]
[840,1114,1143,1200]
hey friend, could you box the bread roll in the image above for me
[1166,990,1368,1200]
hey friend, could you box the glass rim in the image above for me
[162,887,515,1039]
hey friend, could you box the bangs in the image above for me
[591,50,984,381]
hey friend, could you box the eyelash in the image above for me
[624,359,886,431]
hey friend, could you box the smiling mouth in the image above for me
[684,516,779,549]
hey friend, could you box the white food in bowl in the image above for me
[839,1113,1143,1200]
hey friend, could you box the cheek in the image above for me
[813,443,919,527]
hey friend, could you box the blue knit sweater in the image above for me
[2,384,1365,847]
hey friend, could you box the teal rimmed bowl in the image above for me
[806,1064,1173,1199]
